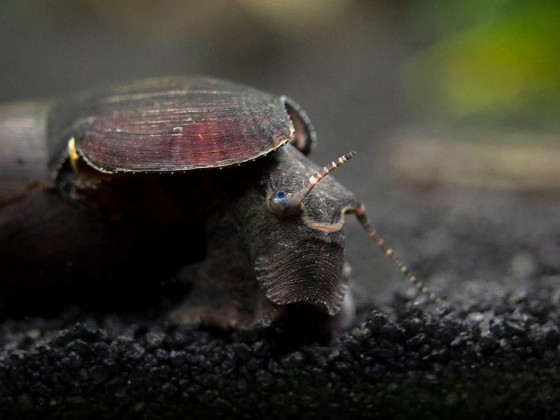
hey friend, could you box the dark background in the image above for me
[1,3,560,418]
[2,0,559,303]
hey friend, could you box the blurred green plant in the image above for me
[401,0,560,127]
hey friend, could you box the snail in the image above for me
[0,76,441,332]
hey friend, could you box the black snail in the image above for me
[0,76,442,332]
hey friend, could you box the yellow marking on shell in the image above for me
[67,137,80,173]
[273,135,289,148]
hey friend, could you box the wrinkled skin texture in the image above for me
[1,77,358,332]
[173,144,360,330]
[1,143,359,331]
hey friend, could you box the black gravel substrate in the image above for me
[1,194,559,420]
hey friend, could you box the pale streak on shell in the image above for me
[47,76,296,175]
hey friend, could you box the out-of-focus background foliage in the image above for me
[2,0,558,177]
[404,0,560,127]
[2,0,559,296]
[3,0,559,125]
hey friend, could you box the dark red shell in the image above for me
[47,76,298,174]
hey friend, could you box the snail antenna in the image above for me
[350,205,447,306]
[269,151,356,218]
[290,151,356,208]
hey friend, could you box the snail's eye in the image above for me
[273,190,287,202]
[267,151,356,219]
[268,190,290,217]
